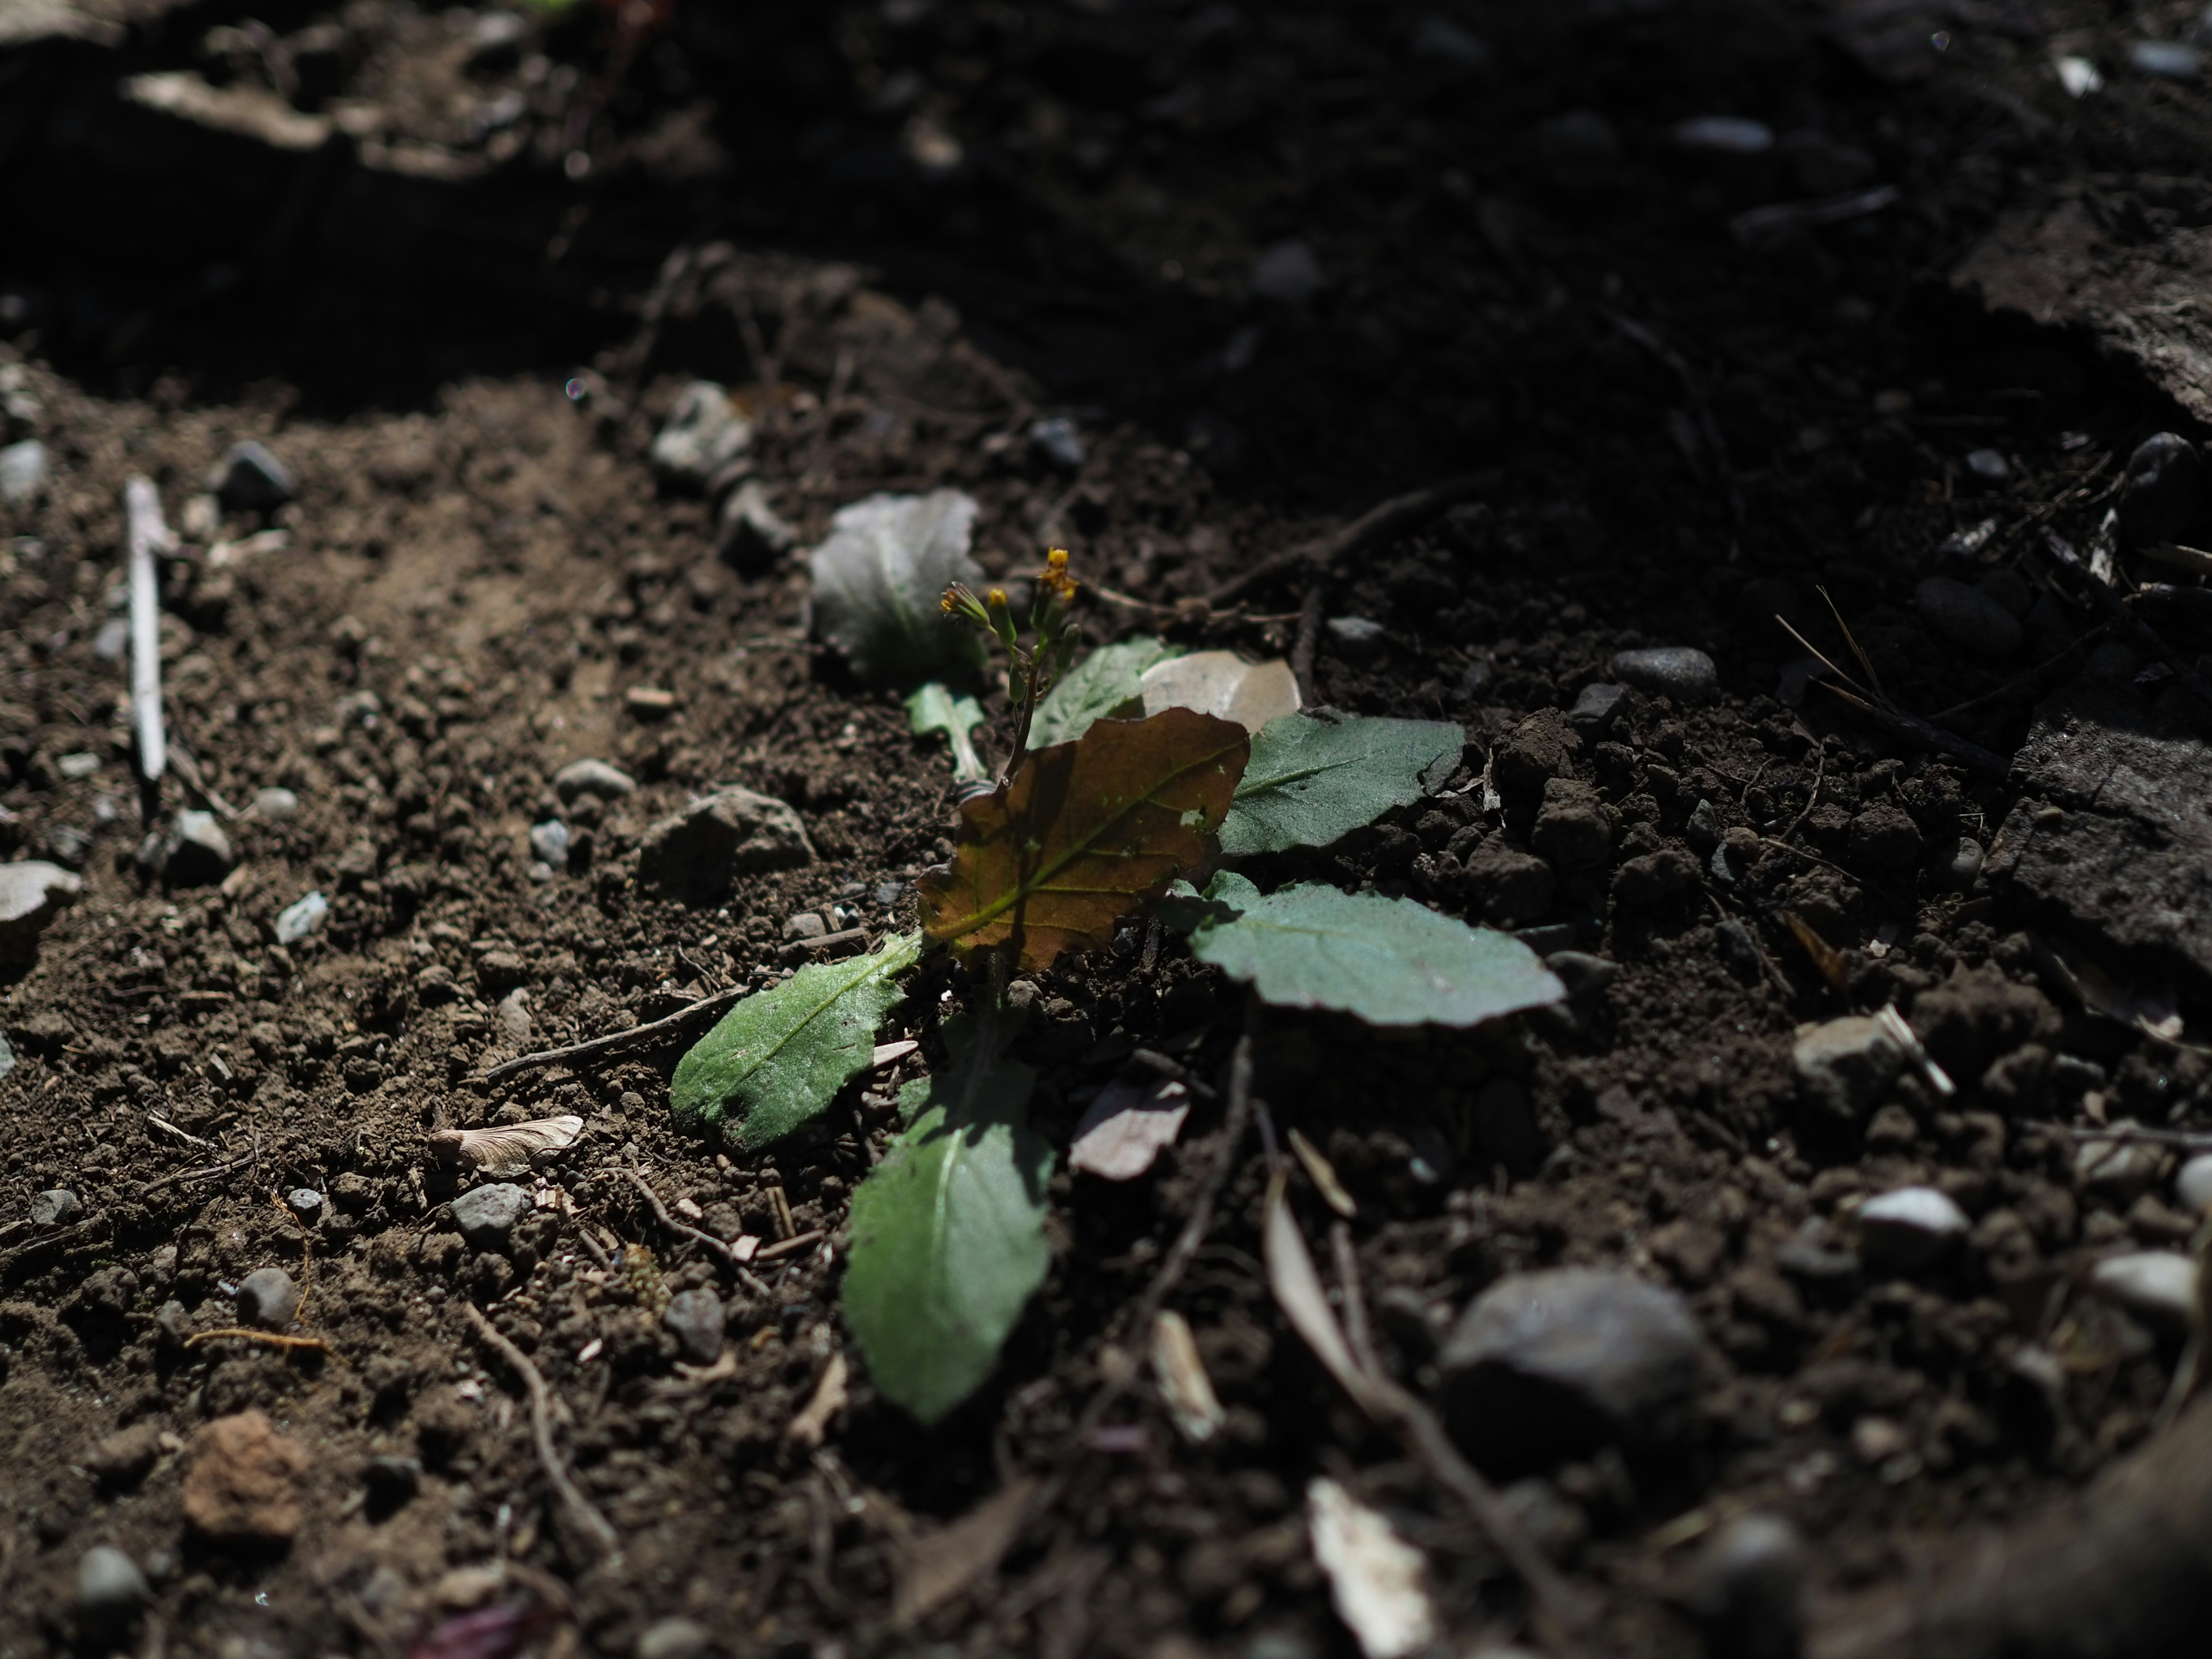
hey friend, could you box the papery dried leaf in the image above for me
[918,706,1249,970]
[427,1115,585,1178]
[1308,1478,1439,1659]
[1068,1078,1190,1180]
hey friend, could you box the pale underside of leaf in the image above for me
[808,490,986,684]
[1219,714,1464,856]
[1189,873,1564,1027]
[1028,636,1183,749]
[918,707,1249,969]
[1139,650,1300,734]
[668,932,921,1148]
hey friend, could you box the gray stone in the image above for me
[716,480,795,571]
[1251,238,1324,304]
[1687,1513,1806,1659]
[2075,1136,2169,1202]
[650,382,752,488]
[1941,836,1984,889]
[782,911,827,942]
[2089,1250,2198,1330]
[0,438,46,504]
[529,820,570,868]
[1325,615,1388,661]
[552,759,637,804]
[1439,1267,1702,1468]
[636,1616,713,1659]
[1028,416,1086,470]
[1915,576,2020,658]
[451,1183,530,1249]
[2131,39,2205,81]
[1567,681,1626,735]
[75,1545,151,1638]
[1856,1187,1968,1274]
[2176,1154,2212,1214]
[1964,447,2011,483]
[1791,1015,1906,1120]
[638,786,813,903]
[662,1287,724,1365]
[209,440,293,510]
[252,786,299,819]
[2120,431,2203,543]
[234,1266,300,1330]
[1685,797,1724,855]
[161,810,234,886]
[0,859,80,963]
[1609,646,1716,704]
[275,891,327,945]
[30,1188,79,1225]
[286,1188,323,1220]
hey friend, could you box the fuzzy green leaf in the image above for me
[906,682,990,784]
[1218,714,1464,856]
[843,1017,1051,1423]
[809,490,987,684]
[669,933,921,1148]
[1028,637,1183,749]
[1187,874,1564,1027]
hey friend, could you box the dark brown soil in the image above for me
[6,2,2212,1656]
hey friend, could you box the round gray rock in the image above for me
[286,1187,323,1220]
[451,1183,531,1250]
[1915,576,2020,658]
[2119,431,2203,545]
[1791,1015,1906,1120]
[663,1287,725,1365]
[253,786,300,819]
[2089,1251,2197,1331]
[1688,1512,1806,1659]
[209,440,293,510]
[1567,681,1627,735]
[2176,1153,2212,1214]
[1609,646,1716,703]
[1856,1187,1968,1274]
[0,860,82,964]
[553,759,637,803]
[0,438,47,505]
[235,1266,301,1330]
[529,820,571,868]
[1438,1267,1702,1468]
[636,1616,713,1659]
[76,1544,151,1637]
[29,1188,79,1226]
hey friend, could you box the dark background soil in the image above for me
[5,1,2212,1655]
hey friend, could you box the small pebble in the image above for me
[275,891,328,945]
[286,1188,323,1220]
[1567,681,1626,735]
[29,1188,79,1226]
[874,880,905,907]
[2119,431,2204,544]
[1964,448,2011,482]
[56,751,99,780]
[1028,416,1086,470]
[1857,1187,1969,1273]
[2076,1136,2168,1202]
[717,480,795,570]
[234,1266,301,1330]
[253,786,300,819]
[650,382,752,488]
[93,618,128,660]
[1942,836,1985,889]
[783,911,827,942]
[1609,646,1715,703]
[209,440,293,510]
[363,1455,421,1510]
[75,1544,151,1638]
[553,758,637,804]
[451,1183,531,1249]
[2131,39,2205,80]
[1684,797,1724,855]
[1687,1512,1806,1659]
[636,1616,713,1659]
[1326,615,1388,660]
[2088,1250,2198,1330]
[0,438,47,504]
[529,820,571,868]
[662,1287,725,1365]
[162,809,234,887]
[1251,238,1324,304]
[1915,576,2020,658]
[1672,115,1773,155]
[2176,1153,2212,1214]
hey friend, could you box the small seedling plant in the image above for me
[672,549,1563,1421]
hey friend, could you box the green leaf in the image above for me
[809,490,987,684]
[1187,876,1565,1027]
[906,682,990,785]
[1218,714,1464,856]
[843,1015,1052,1423]
[1029,637,1182,748]
[669,933,922,1148]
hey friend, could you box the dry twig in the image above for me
[475,985,752,1084]
[461,1300,619,1563]
[1206,477,1484,608]
[624,1162,772,1296]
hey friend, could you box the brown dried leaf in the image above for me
[427,1115,584,1179]
[918,706,1250,970]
